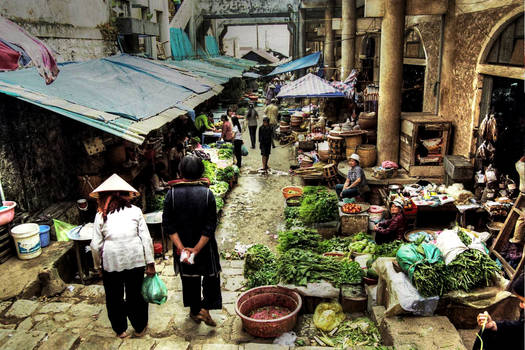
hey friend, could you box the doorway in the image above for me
[401,64,425,112]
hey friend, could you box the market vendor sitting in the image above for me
[473,273,524,350]
[335,154,368,200]
[374,199,407,244]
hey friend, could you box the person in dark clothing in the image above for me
[374,200,407,244]
[231,116,243,168]
[473,273,524,350]
[162,156,221,327]
[245,103,258,148]
[258,117,273,173]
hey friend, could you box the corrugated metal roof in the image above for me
[166,59,242,84]
[277,73,345,98]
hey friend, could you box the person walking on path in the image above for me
[264,98,279,148]
[163,156,222,327]
[246,103,258,149]
[335,154,368,200]
[90,174,156,339]
[259,117,273,173]
[231,115,243,168]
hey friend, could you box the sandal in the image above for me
[197,309,217,327]
[117,332,130,339]
[133,327,148,338]
[189,312,202,324]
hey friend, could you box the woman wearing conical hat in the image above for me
[90,174,156,338]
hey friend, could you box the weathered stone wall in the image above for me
[1,0,116,61]
[412,20,440,113]
[199,0,301,16]
[443,3,521,156]
[0,94,100,212]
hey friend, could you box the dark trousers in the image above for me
[248,126,257,148]
[102,267,148,335]
[181,274,222,315]
[335,184,359,199]
[233,139,243,168]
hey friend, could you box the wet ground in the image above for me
[216,121,301,252]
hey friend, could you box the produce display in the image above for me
[412,261,447,297]
[445,249,499,292]
[457,228,472,246]
[341,203,362,214]
[203,160,217,183]
[318,236,354,253]
[298,186,338,224]
[284,206,302,229]
[210,182,229,198]
[216,166,236,182]
[277,228,321,253]
[249,306,291,320]
[216,197,224,212]
[372,240,403,259]
[349,239,376,254]
[218,148,233,159]
[315,317,382,348]
[277,249,363,287]
[407,231,434,244]
[243,244,278,289]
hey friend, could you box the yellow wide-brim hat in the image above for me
[89,174,140,198]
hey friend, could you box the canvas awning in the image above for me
[267,52,321,76]
[277,73,345,98]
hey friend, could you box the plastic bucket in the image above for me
[39,225,51,248]
[11,223,41,260]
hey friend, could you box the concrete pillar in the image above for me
[188,3,196,53]
[341,0,356,81]
[324,0,334,79]
[440,0,456,113]
[298,9,306,58]
[159,1,170,58]
[377,0,406,164]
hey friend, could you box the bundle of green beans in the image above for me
[277,249,363,287]
[445,249,500,292]
[412,262,447,297]
[315,317,382,348]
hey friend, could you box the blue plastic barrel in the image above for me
[39,225,50,248]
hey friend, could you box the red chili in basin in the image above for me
[249,306,291,320]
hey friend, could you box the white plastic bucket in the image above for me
[11,223,41,260]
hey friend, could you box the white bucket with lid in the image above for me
[11,223,42,260]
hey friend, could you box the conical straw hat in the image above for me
[90,174,140,198]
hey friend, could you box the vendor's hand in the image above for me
[176,245,185,256]
[186,247,200,256]
[477,312,497,331]
[145,263,156,276]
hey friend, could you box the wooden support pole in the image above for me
[324,0,335,79]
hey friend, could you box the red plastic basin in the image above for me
[235,286,302,338]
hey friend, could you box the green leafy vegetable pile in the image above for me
[277,248,363,287]
[277,228,321,253]
[216,166,236,182]
[215,197,224,212]
[349,239,377,254]
[315,317,382,348]
[210,181,229,197]
[445,249,499,292]
[243,244,278,289]
[298,186,338,224]
[412,261,447,297]
[203,160,217,183]
[218,148,233,159]
[372,240,403,259]
[284,206,303,229]
[318,236,354,253]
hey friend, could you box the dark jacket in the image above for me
[472,315,524,350]
[258,124,273,146]
[162,183,221,277]
[375,213,407,244]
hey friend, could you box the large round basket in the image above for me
[282,186,303,199]
[356,144,377,168]
[235,286,302,338]
[344,131,365,150]
[358,112,377,129]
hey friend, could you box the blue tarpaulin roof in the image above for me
[277,73,345,98]
[170,28,196,60]
[0,54,210,120]
[166,59,243,84]
[267,52,321,76]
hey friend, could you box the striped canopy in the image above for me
[277,73,345,98]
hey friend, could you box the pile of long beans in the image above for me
[445,249,500,292]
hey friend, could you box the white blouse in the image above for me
[91,205,154,272]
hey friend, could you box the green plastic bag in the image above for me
[313,301,345,331]
[141,274,168,305]
[396,243,443,281]
[52,219,75,241]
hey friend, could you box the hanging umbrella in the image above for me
[0,16,59,84]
